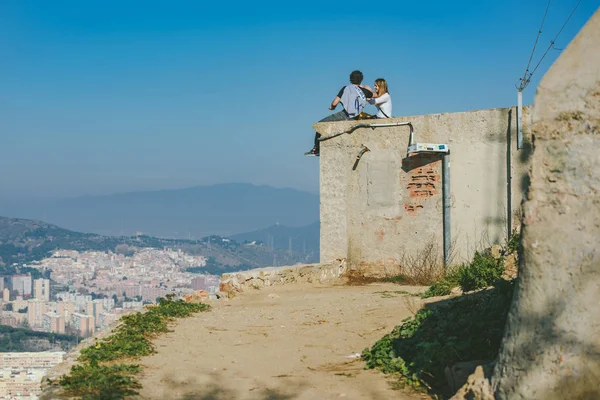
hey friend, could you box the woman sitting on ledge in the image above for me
[369,78,392,119]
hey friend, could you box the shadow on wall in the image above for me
[401,152,444,173]
[516,109,534,196]
[361,282,515,398]
[494,273,600,399]
[507,108,533,241]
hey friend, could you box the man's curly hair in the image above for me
[349,70,363,85]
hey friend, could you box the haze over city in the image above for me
[1,0,596,199]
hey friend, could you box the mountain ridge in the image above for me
[0,215,319,270]
[0,183,319,238]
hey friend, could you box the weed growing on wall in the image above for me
[422,251,504,298]
[506,229,521,254]
[421,270,461,298]
[58,295,210,399]
[362,279,515,393]
[456,251,504,292]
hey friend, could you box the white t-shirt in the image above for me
[370,93,392,118]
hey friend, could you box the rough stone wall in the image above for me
[318,106,532,275]
[493,9,600,399]
[219,262,347,296]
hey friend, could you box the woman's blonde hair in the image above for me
[374,78,389,96]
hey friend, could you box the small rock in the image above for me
[502,253,518,280]
[490,244,503,260]
[450,287,463,295]
[183,290,209,303]
[268,293,280,299]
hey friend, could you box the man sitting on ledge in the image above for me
[305,70,373,156]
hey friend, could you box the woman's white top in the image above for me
[370,93,392,118]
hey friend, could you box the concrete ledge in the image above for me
[219,260,347,295]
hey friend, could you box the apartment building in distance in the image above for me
[91,299,104,328]
[56,300,75,323]
[42,312,65,334]
[71,312,94,336]
[34,278,51,301]
[27,299,47,328]
[0,311,18,328]
[9,274,32,297]
[0,352,65,399]
[0,352,65,369]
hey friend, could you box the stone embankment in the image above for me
[218,259,347,296]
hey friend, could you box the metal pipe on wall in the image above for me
[517,90,523,149]
[318,121,414,142]
[442,152,451,267]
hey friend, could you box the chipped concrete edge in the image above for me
[218,260,348,296]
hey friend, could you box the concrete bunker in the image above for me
[316,106,532,277]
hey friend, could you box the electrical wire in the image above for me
[518,0,552,91]
[517,0,583,91]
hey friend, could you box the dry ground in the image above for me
[134,282,429,400]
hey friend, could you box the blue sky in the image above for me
[1,1,597,198]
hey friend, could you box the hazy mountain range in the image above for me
[0,183,319,239]
[0,215,319,270]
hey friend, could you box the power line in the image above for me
[519,0,552,91]
[517,0,583,91]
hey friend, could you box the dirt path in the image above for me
[135,282,428,400]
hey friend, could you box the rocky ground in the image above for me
[133,281,430,400]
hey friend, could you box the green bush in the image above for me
[422,273,459,298]
[422,251,504,298]
[60,363,141,399]
[79,296,208,363]
[456,251,504,292]
[363,279,514,392]
[60,295,210,399]
[506,230,520,254]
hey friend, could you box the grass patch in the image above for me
[422,251,504,298]
[456,251,504,292]
[362,279,514,394]
[58,294,210,399]
[374,290,422,299]
[59,363,142,399]
[422,271,460,298]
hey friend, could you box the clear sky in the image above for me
[1,1,597,198]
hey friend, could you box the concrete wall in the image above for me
[317,106,532,275]
[493,9,600,399]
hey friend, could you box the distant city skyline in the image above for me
[1,1,597,198]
